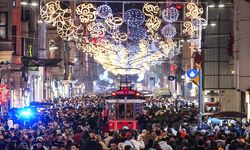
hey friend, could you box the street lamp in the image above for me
[21,0,38,6]
[30,0,38,7]
[21,0,28,5]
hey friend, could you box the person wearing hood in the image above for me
[124,132,145,150]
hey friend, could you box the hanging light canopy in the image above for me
[40,1,207,75]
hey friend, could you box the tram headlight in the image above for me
[111,92,116,96]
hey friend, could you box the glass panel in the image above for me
[126,103,133,119]
[0,13,6,25]
[0,27,6,39]
[118,104,125,119]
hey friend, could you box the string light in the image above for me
[148,41,160,53]
[112,32,128,42]
[56,19,82,41]
[97,4,112,19]
[142,3,160,17]
[183,21,196,36]
[40,0,71,26]
[128,43,139,55]
[41,1,181,75]
[105,15,123,28]
[161,24,177,38]
[143,3,161,41]
[186,2,203,18]
[76,3,97,24]
[124,8,145,27]
[128,27,147,41]
[145,16,162,33]
[191,18,207,30]
[162,7,179,23]
[87,22,107,38]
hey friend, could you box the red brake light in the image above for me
[136,93,140,96]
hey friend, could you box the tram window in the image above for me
[119,104,125,118]
[126,104,134,119]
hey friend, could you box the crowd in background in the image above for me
[0,96,249,150]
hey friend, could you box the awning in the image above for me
[22,56,62,67]
[210,111,247,118]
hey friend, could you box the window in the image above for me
[126,104,134,119]
[118,104,125,119]
[0,12,7,40]
[13,0,17,7]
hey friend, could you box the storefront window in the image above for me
[0,12,7,40]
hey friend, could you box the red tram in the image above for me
[104,77,145,131]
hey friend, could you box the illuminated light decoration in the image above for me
[124,8,145,27]
[168,47,181,59]
[40,0,71,26]
[175,4,182,10]
[104,15,123,35]
[87,22,107,38]
[76,37,99,56]
[128,27,147,41]
[97,4,112,19]
[112,32,128,42]
[143,3,161,42]
[142,3,160,17]
[148,41,160,53]
[192,18,200,30]
[148,33,160,41]
[161,24,177,38]
[105,15,123,29]
[128,43,139,55]
[190,39,201,49]
[183,21,197,36]
[192,18,208,30]
[40,1,181,76]
[91,39,176,75]
[145,16,162,33]
[186,3,203,18]
[162,7,179,23]
[106,28,119,35]
[76,3,97,24]
[56,19,82,40]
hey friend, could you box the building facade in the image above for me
[0,0,97,109]
[233,0,250,121]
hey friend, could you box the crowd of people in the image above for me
[0,96,249,150]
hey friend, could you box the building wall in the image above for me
[203,3,234,89]
[220,89,241,111]
[234,0,250,91]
